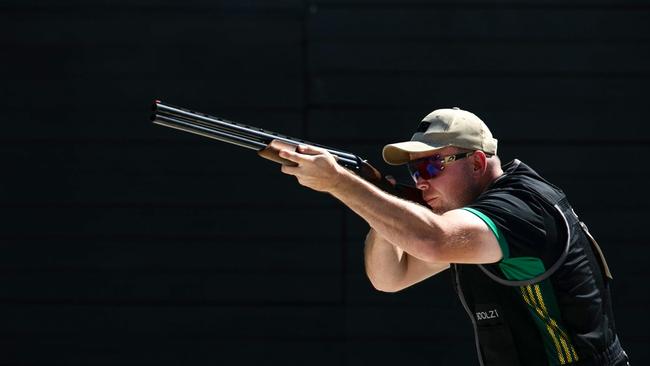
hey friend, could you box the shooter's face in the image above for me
[409,147,482,214]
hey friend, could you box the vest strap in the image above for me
[570,207,614,281]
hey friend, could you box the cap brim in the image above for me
[382,141,445,165]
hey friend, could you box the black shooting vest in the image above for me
[451,160,626,366]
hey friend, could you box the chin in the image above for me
[428,203,449,215]
[428,200,461,215]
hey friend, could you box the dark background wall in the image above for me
[1,0,648,364]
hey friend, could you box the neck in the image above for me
[478,163,504,193]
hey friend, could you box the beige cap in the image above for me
[382,107,498,165]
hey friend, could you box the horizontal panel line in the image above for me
[0,74,305,81]
[310,37,650,44]
[0,6,303,16]
[0,267,340,275]
[305,104,624,111]
[0,299,644,309]
[311,71,650,78]
[0,298,341,307]
[0,333,471,342]
[0,234,341,242]
[313,2,650,10]
[5,1,650,12]
[3,72,646,80]
[0,42,299,48]
[0,233,339,243]
[0,300,466,309]
[3,39,649,46]
[0,202,338,209]
[0,238,336,245]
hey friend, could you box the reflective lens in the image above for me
[407,151,476,182]
[407,154,445,181]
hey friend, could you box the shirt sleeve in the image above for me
[464,190,564,267]
[462,206,510,260]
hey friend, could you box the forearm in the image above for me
[364,228,407,291]
[331,170,445,262]
[365,228,451,292]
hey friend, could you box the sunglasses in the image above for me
[407,152,475,182]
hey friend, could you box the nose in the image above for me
[415,176,430,191]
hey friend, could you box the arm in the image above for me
[364,228,449,293]
[336,169,501,263]
[279,145,502,264]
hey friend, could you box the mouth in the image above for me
[425,197,439,205]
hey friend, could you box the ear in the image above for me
[471,150,488,176]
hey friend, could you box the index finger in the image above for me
[279,148,310,164]
[296,144,330,156]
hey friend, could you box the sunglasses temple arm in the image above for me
[151,100,424,203]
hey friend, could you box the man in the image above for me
[278,107,628,365]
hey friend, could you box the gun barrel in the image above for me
[150,100,426,205]
[151,114,267,150]
[153,101,359,162]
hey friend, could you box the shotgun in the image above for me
[150,100,424,204]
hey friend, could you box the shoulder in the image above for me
[466,171,566,262]
[470,163,558,229]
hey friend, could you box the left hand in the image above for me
[279,145,347,192]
